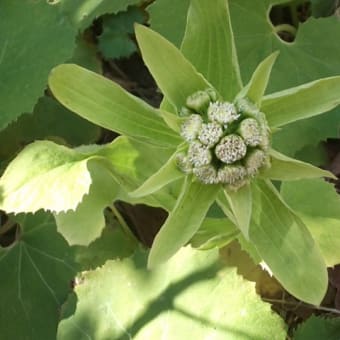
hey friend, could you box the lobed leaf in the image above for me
[135,24,213,112]
[0,141,102,214]
[262,76,340,128]
[261,149,335,181]
[55,164,118,246]
[181,0,242,100]
[148,177,220,268]
[49,64,180,147]
[0,0,76,130]
[249,180,327,305]
[58,247,286,340]
[0,213,77,340]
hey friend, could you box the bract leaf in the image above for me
[0,141,106,214]
[181,0,242,99]
[281,178,340,266]
[241,52,279,106]
[135,24,213,112]
[148,178,219,268]
[261,149,335,181]
[55,164,118,246]
[250,180,327,305]
[96,136,179,211]
[129,151,185,198]
[224,184,252,239]
[49,64,180,147]
[58,247,286,340]
[262,76,340,128]
[0,213,77,340]
[191,218,239,250]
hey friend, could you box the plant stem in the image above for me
[263,297,340,315]
[109,204,139,244]
[274,24,297,37]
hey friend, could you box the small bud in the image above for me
[238,118,262,147]
[215,134,247,164]
[235,98,258,115]
[186,90,211,113]
[180,114,203,142]
[180,106,194,117]
[176,153,192,174]
[244,149,266,176]
[217,164,247,185]
[208,102,240,124]
[205,88,218,102]
[193,165,218,184]
[198,122,223,147]
[188,141,212,167]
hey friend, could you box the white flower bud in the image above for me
[198,122,223,147]
[215,134,247,164]
[180,114,203,142]
[193,165,218,184]
[188,141,212,167]
[176,153,192,174]
[186,90,211,113]
[217,165,247,184]
[235,98,258,115]
[208,102,239,124]
[238,118,262,147]
[245,149,266,176]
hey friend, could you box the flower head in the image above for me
[177,90,271,189]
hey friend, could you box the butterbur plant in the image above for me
[2,0,340,307]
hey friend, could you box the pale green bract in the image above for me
[1,0,340,306]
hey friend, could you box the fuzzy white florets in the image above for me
[177,90,270,189]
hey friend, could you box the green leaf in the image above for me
[60,0,141,30]
[262,76,340,127]
[224,184,252,239]
[55,164,118,246]
[0,96,100,161]
[191,218,239,250]
[148,178,219,268]
[311,0,336,18]
[49,64,180,147]
[58,247,286,340]
[98,6,145,60]
[74,224,136,271]
[149,0,190,48]
[0,141,107,214]
[242,52,279,106]
[96,136,179,211]
[272,109,340,159]
[181,0,242,99]
[261,149,335,181]
[281,179,340,266]
[0,212,77,340]
[230,2,340,92]
[250,180,327,305]
[135,24,213,112]
[0,0,76,130]
[294,315,340,340]
[130,151,185,198]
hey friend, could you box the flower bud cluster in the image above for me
[177,89,271,190]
